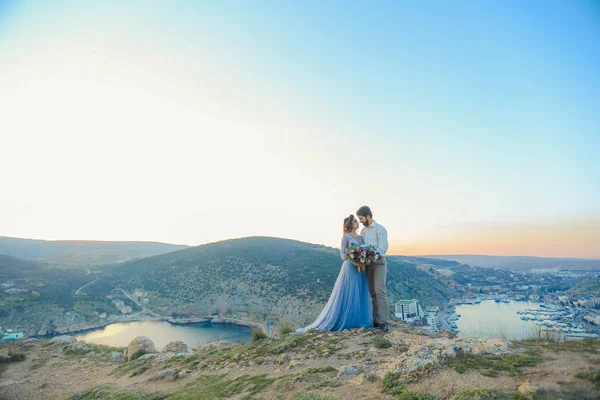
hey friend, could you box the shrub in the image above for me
[279,323,295,336]
[252,328,268,343]
[382,371,406,395]
[129,349,148,361]
[397,391,437,400]
[0,350,26,363]
[372,335,392,349]
[574,370,600,387]
[9,353,26,362]
[445,350,543,377]
[292,394,336,400]
[451,388,512,400]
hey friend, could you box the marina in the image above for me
[516,306,597,339]
[445,296,600,340]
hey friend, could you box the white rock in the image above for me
[196,341,235,352]
[123,336,156,361]
[149,369,176,381]
[73,340,90,353]
[162,341,188,354]
[49,336,77,345]
[338,365,363,379]
[137,353,160,361]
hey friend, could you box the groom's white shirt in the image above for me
[360,220,388,256]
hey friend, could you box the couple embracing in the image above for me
[298,206,390,333]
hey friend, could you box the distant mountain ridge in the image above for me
[419,254,600,270]
[0,236,188,265]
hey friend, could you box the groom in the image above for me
[357,206,390,332]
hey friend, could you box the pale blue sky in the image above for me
[0,1,598,256]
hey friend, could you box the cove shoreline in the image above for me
[33,313,265,339]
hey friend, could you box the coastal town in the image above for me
[391,294,600,340]
[391,265,600,340]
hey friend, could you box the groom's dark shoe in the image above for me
[373,321,380,328]
[377,323,389,332]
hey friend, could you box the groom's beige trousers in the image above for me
[367,257,389,324]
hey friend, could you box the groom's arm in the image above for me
[377,226,389,256]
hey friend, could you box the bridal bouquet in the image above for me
[344,244,380,272]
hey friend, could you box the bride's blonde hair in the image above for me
[343,215,356,233]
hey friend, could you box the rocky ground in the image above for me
[0,321,599,400]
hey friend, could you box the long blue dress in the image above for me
[297,234,373,333]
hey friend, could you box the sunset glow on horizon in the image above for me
[1,1,598,259]
[394,217,600,258]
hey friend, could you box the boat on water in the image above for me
[566,332,599,339]
[540,304,560,310]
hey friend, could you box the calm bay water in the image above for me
[58,301,542,348]
[455,300,541,340]
[70,320,252,350]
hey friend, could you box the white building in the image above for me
[531,268,560,274]
[529,294,541,302]
[395,299,424,323]
[113,300,125,308]
[558,295,570,304]
[421,306,441,334]
[121,306,133,314]
[425,313,440,334]
[5,288,28,294]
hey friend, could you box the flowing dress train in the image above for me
[297,234,373,332]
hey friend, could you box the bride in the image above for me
[297,215,373,332]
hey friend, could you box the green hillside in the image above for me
[1,237,458,335]
[0,254,43,280]
[568,276,600,297]
[111,237,458,325]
